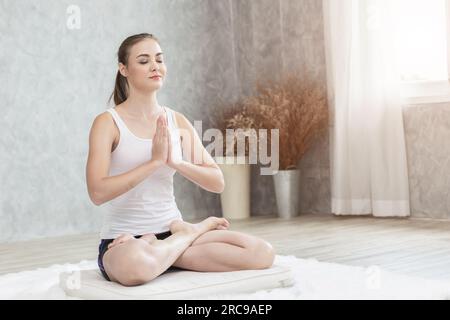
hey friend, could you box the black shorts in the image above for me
[97,230,173,282]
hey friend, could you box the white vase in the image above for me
[215,156,251,220]
[273,169,300,219]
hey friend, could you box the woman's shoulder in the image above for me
[93,108,115,127]
[93,108,113,124]
[164,105,181,118]
[165,106,191,129]
[90,109,118,140]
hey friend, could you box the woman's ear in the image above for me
[118,62,128,78]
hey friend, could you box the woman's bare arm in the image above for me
[169,110,225,194]
[85,112,167,206]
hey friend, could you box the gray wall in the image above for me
[403,102,450,219]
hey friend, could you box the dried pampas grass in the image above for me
[213,73,328,169]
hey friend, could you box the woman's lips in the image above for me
[150,76,161,80]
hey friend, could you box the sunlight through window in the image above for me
[396,0,448,82]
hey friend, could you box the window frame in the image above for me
[403,0,450,104]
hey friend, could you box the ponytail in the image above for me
[109,70,129,105]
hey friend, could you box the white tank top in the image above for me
[99,106,184,239]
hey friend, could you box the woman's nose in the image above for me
[149,60,159,70]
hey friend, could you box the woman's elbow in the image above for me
[219,178,225,193]
[89,194,103,206]
[88,188,104,206]
[92,197,104,206]
[213,176,225,194]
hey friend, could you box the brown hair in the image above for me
[109,33,160,105]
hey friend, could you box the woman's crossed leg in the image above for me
[102,217,275,286]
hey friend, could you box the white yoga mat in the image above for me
[1,255,449,300]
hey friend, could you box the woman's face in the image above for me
[119,38,166,93]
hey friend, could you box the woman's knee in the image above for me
[104,239,160,286]
[248,239,275,269]
[120,256,158,286]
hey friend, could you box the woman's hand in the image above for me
[167,129,184,169]
[108,233,134,249]
[151,115,169,166]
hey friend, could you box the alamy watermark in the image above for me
[365,265,381,290]
[66,5,81,30]
[179,121,279,175]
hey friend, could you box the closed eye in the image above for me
[139,61,163,64]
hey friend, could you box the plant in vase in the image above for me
[244,73,329,218]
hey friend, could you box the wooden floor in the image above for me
[2,214,450,280]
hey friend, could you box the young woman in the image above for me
[86,33,275,286]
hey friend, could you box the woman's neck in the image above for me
[123,90,163,119]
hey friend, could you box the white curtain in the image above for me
[323,0,410,216]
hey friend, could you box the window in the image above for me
[395,0,450,103]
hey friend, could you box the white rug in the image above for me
[1,255,449,300]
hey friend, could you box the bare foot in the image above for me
[108,233,158,249]
[108,233,134,249]
[140,233,157,244]
[169,217,230,236]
